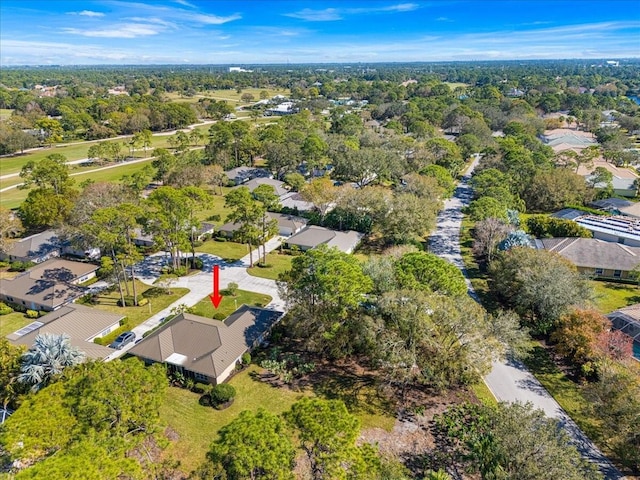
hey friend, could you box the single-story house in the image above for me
[238,178,288,197]
[590,198,640,218]
[132,228,154,248]
[6,304,123,359]
[128,305,284,384]
[573,214,640,247]
[606,305,640,360]
[218,212,307,238]
[195,222,216,241]
[0,258,98,311]
[536,237,640,280]
[284,225,364,254]
[279,192,314,213]
[225,166,272,185]
[0,230,61,264]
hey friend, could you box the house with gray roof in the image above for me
[225,166,272,185]
[0,230,61,264]
[128,305,284,384]
[591,198,640,218]
[606,305,640,361]
[7,304,123,359]
[218,212,307,238]
[284,225,364,254]
[536,237,640,280]
[0,258,98,311]
[279,192,314,213]
[238,177,288,196]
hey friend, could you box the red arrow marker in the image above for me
[209,265,223,309]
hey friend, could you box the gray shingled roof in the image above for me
[286,225,364,253]
[0,258,97,310]
[1,230,60,261]
[240,178,288,196]
[539,237,640,271]
[7,304,121,359]
[128,305,283,379]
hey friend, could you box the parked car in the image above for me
[109,331,136,350]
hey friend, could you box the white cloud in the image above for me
[173,0,196,7]
[68,10,105,17]
[184,12,242,25]
[62,23,164,38]
[285,3,420,21]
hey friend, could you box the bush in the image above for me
[172,266,188,277]
[0,302,13,315]
[241,352,251,365]
[142,287,167,298]
[193,382,209,394]
[138,298,149,306]
[9,261,35,272]
[213,312,226,320]
[210,383,236,406]
[25,309,39,319]
[94,323,130,345]
[207,214,221,222]
[117,296,135,307]
[214,236,227,242]
[257,262,273,268]
[0,261,10,268]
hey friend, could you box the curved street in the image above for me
[428,157,624,480]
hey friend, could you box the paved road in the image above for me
[428,158,625,479]
[105,236,285,361]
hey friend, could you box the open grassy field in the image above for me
[0,311,34,338]
[92,280,189,328]
[591,280,640,314]
[190,289,272,319]
[247,251,293,280]
[166,87,289,104]
[1,159,157,209]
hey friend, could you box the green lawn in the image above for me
[247,252,293,280]
[159,365,307,472]
[470,381,498,407]
[590,280,640,314]
[92,280,189,328]
[0,311,34,338]
[195,239,249,262]
[190,289,272,319]
[1,159,156,209]
[522,344,604,451]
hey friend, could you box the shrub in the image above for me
[9,261,35,272]
[214,236,227,242]
[0,261,10,268]
[26,310,39,319]
[94,323,130,345]
[172,266,188,277]
[0,302,13,315]
[138,298,149,306]
[241,352,251,365]
[142,287,167,298]
[193,382,209,394]
[207,214,221,222]
[213,313,226,321]
[210,383,236,406]
[117,296,135,307]
[225,282,239,297]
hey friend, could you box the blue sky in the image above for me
[1,1,638,65]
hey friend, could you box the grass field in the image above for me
[92,280,189,328]
[166,87,289,105]
[190,289,272,319]
[247,251,293,280]
[1,159,157,209]
[195,239,249,262]
[0,311,34,338]
[590,280,640,314]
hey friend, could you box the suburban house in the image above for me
[536,237,640,280]
[284,225,364,254]
[7,304,123,360]
[552,210,640,247]
[0,230,61,263]
[606,305,640,361]
[128,305,284,384]
[195,222,216,241]
[279,192,314,213]
[0,258,98,311]
[591,198,640,218]
[238,177,289,197]
[132,228,154,248]
[218,212,308,238]
[540,129,597,153]
[225,166,272,185]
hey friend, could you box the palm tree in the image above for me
[18,333,85,392]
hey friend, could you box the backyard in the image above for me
[591,280,640,314]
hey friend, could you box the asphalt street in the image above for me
[428,157,624,479]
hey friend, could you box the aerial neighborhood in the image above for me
[0,2,639,478]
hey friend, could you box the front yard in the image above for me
[91,280,189,328]
[189,289,272,319]
[247,252,293,280]
[195,239,249,262]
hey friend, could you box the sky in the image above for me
[1,0,639,65]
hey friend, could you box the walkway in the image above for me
[105,236,285,361]
[428,158,624,479]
